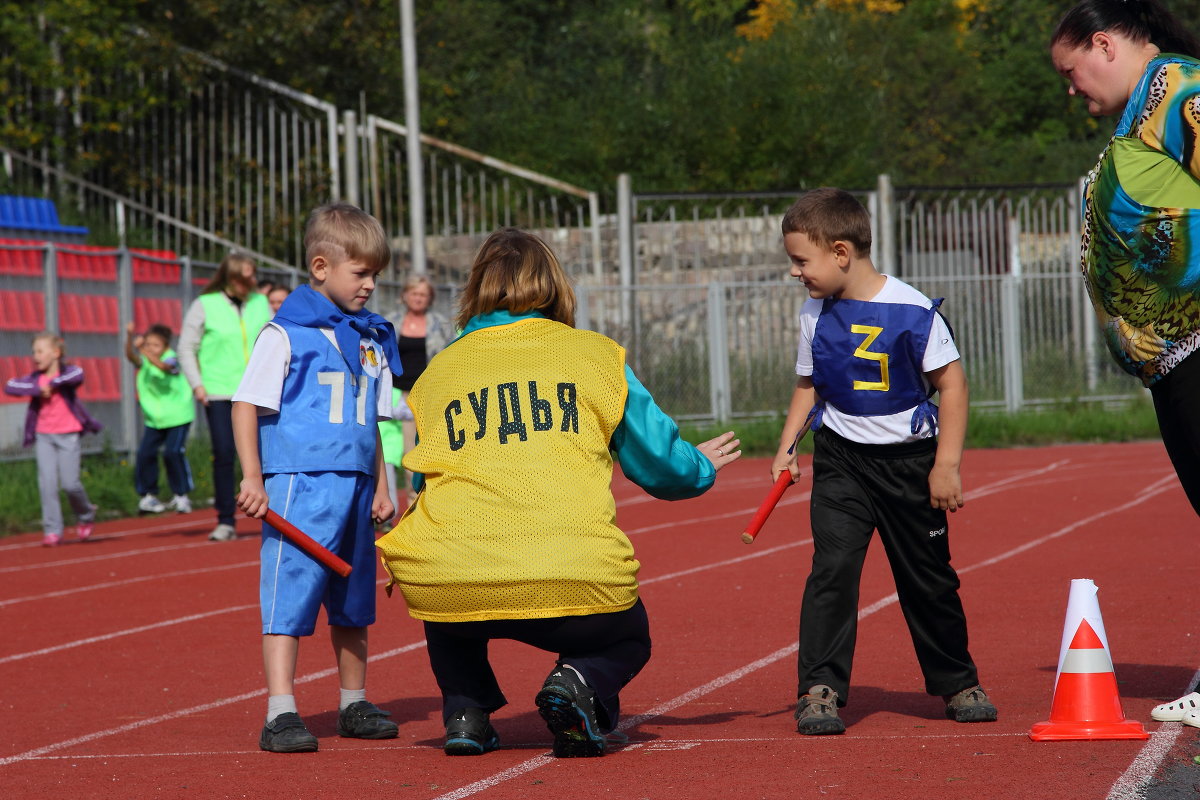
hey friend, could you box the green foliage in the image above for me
[8,0,1200,196]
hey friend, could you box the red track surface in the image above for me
[2,442,1197,799]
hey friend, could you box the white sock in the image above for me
[340,687,367,710]
[266,694,297,723]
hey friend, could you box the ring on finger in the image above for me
[717,448,723,456]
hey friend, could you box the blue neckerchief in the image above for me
[273,284,401,378]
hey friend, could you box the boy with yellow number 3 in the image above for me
[771,188,996,735]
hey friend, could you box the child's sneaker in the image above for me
[336,700,398,739]
[943,685,998,723]
[259,712,318,753]
[535,664,606,757]
[42,532,62,547]
[795,684,846,735]
[167,494,192,514]
[443,707,500,755]
[208,523,237,541]
[138,494,166,514]
[75,522,94,541]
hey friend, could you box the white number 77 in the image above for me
[318,372,369,424]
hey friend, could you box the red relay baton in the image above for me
[264,509,353,577]
[741,472,793,544]
[740,415,814,545]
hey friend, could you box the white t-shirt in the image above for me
[795,275,960,445]
[233,322,393,420]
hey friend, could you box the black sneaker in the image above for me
[943,685,998,723]
[795,685,846,735]
[535,664,606,758]
[337,700,399,739]
[444,707,500,755]
[259,712,318,753]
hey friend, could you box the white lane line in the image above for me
[0,640,429,766]
[0,516,217,553]
[0,561,258,608]
[14,730,1034,761]
[0,605,257,665]
[0,467,1172,776]
[1108,666,1200,800]
[425,473,1174,800]
[0,538,248,574]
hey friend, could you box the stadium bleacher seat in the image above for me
[73,356,122,402]
[134,297,184,334]
[0,290,46,331]
[0,356,31,403]
[0,238,45,276]
[131,249,182,283]
[60,293,119,334]
[57,244,117,281]
[0,196,88,237]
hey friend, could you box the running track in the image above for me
[2,442,1197,799]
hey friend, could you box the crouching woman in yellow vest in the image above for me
[377,227,741,758]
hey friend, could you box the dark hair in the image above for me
[456,228,575,329]
[781,188,872,256]
[1051,0,1200,58]
[201,252,256,295]
[145,323,173,344]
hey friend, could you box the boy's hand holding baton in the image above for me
[741,415,814,545]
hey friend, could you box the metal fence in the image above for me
[3,36,602,282]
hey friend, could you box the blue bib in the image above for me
[259,322,382,475]
[810,297,942,436]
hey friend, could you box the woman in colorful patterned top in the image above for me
[1051,0,1200,515]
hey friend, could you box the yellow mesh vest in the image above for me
[376,318,634,622]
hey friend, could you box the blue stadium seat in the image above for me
[0,195,88,237]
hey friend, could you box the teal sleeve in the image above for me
[611,365,716,500]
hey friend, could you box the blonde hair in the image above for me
[201,252,257,295]
[456,228,575,329]
[781,188,872,256]
[403,273,436,303]
[304,203,390,272]
[33,331,66,358]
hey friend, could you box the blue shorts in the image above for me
[260,471,378,636]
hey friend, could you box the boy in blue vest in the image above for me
[232,203,401,753]
[771,188,996,735]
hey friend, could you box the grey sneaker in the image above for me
[943,685,998,723]
[138,494,166,514]
[168,494,192,514]
[259,712,318,753]
[444,707,500,755]
[795,684,846,735]
[337,700,398,739]
[208,523,237,541]
[535,664,606,757]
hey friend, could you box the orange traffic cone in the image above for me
[1029,579,1148,741]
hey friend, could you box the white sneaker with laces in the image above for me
[208,523,237,541]
[168,494,192,514]
[138,494,166,514]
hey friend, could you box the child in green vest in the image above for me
[124,322,196,514]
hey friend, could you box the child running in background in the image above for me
[232,203,400,753]
[124,322,195,514]
[770,188,996,735]
[4,332,102,546]
[376,227,741,758]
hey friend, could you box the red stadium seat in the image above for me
[0,290,45,331]
[60,293,119,334]
[57,245,117,281]
[0,356,31,403]
[133,297,184,335]
[0,238,45,276]
[131,248,181,284]
[74,356,123,402]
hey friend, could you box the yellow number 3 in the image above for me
[851,324,890,391]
